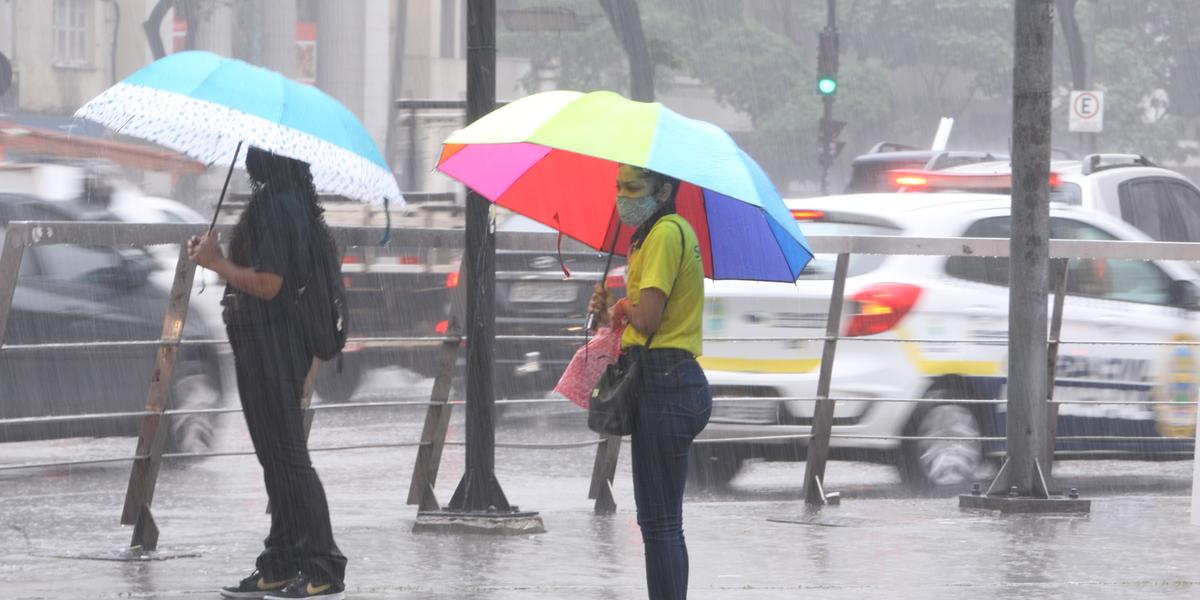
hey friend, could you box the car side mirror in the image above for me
[1169,280,1200,310]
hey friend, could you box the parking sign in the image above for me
[1069,90,1104,133]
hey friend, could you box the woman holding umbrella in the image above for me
[437,89,812,599]
[190,148,346,600]
[590,164,712,600]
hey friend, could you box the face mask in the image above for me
[617,194,660,227]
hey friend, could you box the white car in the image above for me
[929,153,1200,244]
[695,193,1200,489]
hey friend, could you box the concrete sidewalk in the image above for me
[3,409,1200,599]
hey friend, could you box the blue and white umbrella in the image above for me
[75,50,402,206]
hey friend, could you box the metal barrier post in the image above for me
[407,337,461,510]
[0,222,28,347]
[588,434,622,514]
[803,252,850,506]
[122,246,196,551]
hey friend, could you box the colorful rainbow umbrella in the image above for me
[437,90,812,282]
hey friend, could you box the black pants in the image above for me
[226,312,347,584]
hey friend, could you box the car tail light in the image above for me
[791,209,826,221]
[435,320,450,334]
[343,254,361,264]
[446,271,461,288]
[845,283,922,337]
[888,169,1062,193]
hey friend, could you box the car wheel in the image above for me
[900,390,984,490]
[315,361,364,404]
[687,444,745,490]
[166,363,222,455]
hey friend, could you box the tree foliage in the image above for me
[497,0,1200,188]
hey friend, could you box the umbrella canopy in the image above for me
[75,50,401,206]
[437,90,811,282]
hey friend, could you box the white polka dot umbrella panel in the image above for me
[75,51,402,206]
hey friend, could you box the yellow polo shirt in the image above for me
[621,215,704,356]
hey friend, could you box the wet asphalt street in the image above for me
[2,367,1200,599]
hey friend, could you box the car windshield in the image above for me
[796,221,900,280]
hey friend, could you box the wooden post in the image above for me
[123,246,196,551]
[588,434,622,514]
[803,253,850,505]
[407,337,461,510]
[0,222,27,347]
[1041,259,1069,492]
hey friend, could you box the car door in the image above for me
[1,203,159,435]
[1051,216,1199,456]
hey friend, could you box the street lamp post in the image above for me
[414,0,544,535]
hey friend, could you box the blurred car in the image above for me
[492,214,623,400]
[0,194,224,453]
[696,193,1200,489]
[934,153,1200,245]
[844,142,1008,193]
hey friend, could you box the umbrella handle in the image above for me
[208,140,244,233]
[198,141,243,295]
[586,225,621,332]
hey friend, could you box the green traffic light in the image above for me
[818,77,838,95]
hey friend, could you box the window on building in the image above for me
[53,0,91,68]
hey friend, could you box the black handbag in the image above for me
[587,221,685,436]
[588,345,647,436]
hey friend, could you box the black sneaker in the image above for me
[263,573,345,600]
[220,570,296,599]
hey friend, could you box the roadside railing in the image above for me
[3,221,1200,548]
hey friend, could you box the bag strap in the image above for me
[644,218,688,349]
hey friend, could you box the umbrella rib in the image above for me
[702,189,717,279]
[762,208,807,281]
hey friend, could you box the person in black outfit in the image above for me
[189,147,347,600]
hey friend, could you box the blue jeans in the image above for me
[631,348,712,600]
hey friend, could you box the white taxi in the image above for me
[695,193,1200,489]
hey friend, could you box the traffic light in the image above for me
[817,30,839,96]
[818,118,847,168]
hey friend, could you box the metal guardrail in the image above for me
[3,221,1200,536]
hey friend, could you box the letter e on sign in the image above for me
[1069,90,1104,133]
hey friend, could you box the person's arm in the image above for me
[615,288,666,334]
[187,232,283,300]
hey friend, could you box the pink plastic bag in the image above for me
[554,321,626,409]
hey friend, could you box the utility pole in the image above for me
[419,0,542,534]
[959,0,1088,515]
[450,0,505,513]
[1007,0,1054,499]
[816,0,841,195]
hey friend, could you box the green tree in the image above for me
[1055,0,1199,163]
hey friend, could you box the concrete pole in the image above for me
[316,0,366,118]
[1007,0,1054,495]
[260,0,297,78]
[190,0,233,56]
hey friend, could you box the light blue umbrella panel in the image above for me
[76,50,401,205]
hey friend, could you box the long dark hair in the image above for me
[230,146,332,264]
[630,170,682,249]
